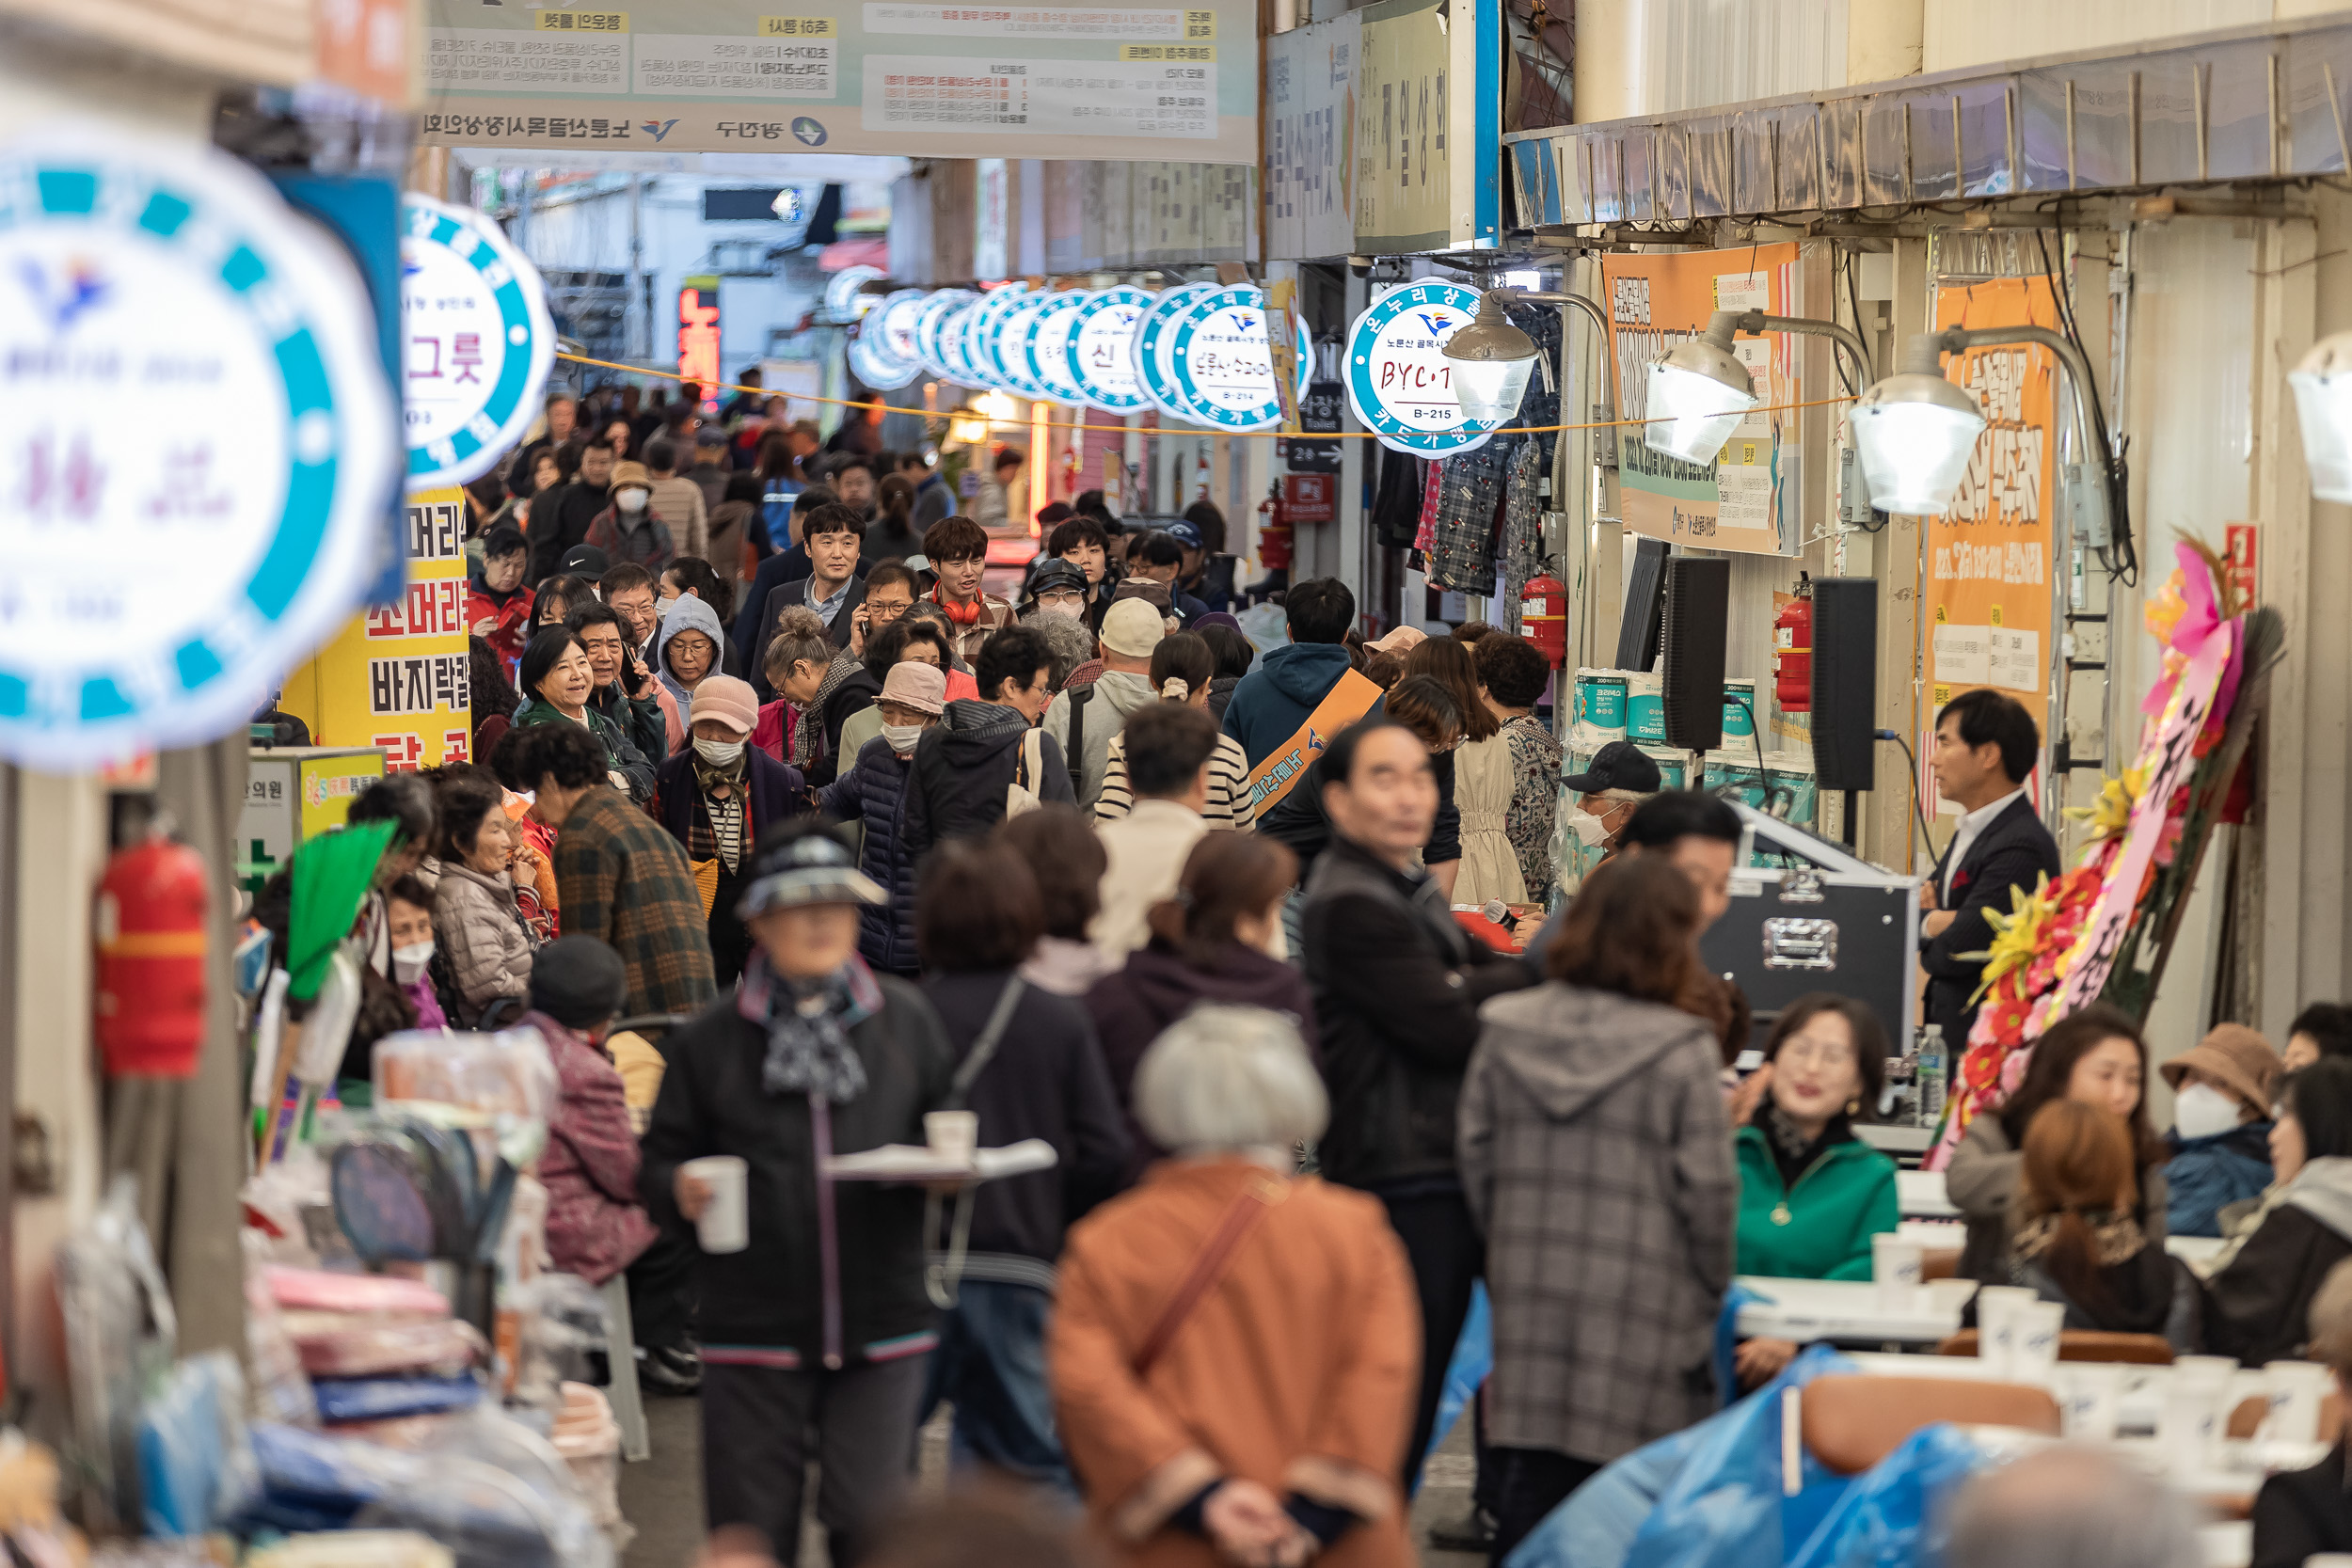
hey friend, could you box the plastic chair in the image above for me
[1934,1328,2175,1364]
[598,1273,651,1463]
[1799,1374,2059,1475]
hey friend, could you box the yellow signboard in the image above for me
[282,490,473,771]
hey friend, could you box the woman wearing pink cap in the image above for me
[816,659,946,977]
[653,673,809,984]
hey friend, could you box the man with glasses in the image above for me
[847,562,918,659]
[602,563,663,665]
[568,600,675,766]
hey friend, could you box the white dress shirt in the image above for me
[1943,786,2027,902]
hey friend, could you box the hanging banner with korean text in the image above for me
[1601,245,1801,556]
[1922,274,2060,801]
[281,490,473,770]
[403,194,555,492]
[1353,0,1498,252]
[1263,12,1357,262]
[418,0,1257,164]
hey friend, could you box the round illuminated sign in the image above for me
[850,331,919,392]
[0,130,399,768]
[1025,291,1091,406]
[1067,286,1155,413]
[875,289,927,368]
[1133,283,1222,422]
[1344,281,1501,456]
[964,284,1032,392]
[913,289,977,383]
[824,263,885,322]
[939,296,991,388]
[992,293,1052,398]
[1166,287,1313,432]
[400,194,556,491]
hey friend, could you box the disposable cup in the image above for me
[1975,1286,2038,1377]
[2159,1361,2233,1476]
[2054,1362,2124,1440]
[926,1110,979,1166]
[680,1155,749,1254]
[1926,1278,1979,1319]
[1871,1235,1925,1307]
[2010,1300,2065,1385]
[2263,1360,2334,1445]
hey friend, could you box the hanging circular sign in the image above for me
[401,194,556,491]
[0,130,399,768]
[1133,283,1222,423]
[939,296,990,388]
[914,289,976,382]
[850,331,919,392]
[1166,288,1314,432]
[876,289,928,368]
[992,293,1052,398]
[1025,290,1091,406]
[964,283,1031,393]
[824,263,885,322]
[1067,286,1155,413]
[1344,281,1500,456]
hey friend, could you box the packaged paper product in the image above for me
[1570,669,1629,750]
[1625,672,1665,742]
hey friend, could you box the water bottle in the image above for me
[1917,1023,1947,1128]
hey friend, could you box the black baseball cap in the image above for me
[560,544,610,575]
[1562,739,1663,795]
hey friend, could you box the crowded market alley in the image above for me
[20,2,2352,1567]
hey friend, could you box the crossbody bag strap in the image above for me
[1130,1177,1284,1378]
[947,976,1026,1105]
[1067,686,1092,793]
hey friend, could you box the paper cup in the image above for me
[1926,1278,1979,1319]
[2055,1362,2124,1440]
[2263,1360,2334,1444]
[1871,1234,1925,1306]
[2010,1300,2065,1385]
[926,1110,979,1166]
[680,1155,749,1254]
[2160,1358,2234,1475]
[1975,1286,2038,1377]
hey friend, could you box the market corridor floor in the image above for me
[617,1393,1486,1566]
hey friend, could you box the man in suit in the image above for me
[1921,688,2062,1051]
[748,501,866,701]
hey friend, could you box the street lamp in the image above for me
[1439,291,1542,422]
[2291,331,2352,503]
[1851,326,2106,525]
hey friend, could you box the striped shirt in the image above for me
[1093,729,1257,832]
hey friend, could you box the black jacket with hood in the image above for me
[903,699,1074,853]
[1302,834,1531,1192]
[2203,1156,2352,1364]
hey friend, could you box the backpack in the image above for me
[1005,728,1047,818]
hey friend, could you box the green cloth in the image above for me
[1734,1124,1900,1281]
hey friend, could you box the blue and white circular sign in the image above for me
[993,293,1052,398]
[0,130,398,768]
[1167,288,1312,432]
[402,195,555,491]
[1068,287,1154,413]
[1134,283,1221,423]
[824,263,884,322]
[964,284,1031,393]
[849,330,919,392]
[914,290,976,383]
[939,296,989,388]
[1345,282,1499,456]
[875,289,928,368]
[1025,291,1091,406]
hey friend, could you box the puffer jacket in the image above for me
[2165,1121,2275,1238]
[530,1009,659,1285]
[818,736,921,974]
[432,862,535,1023]
[904,698,1075,853]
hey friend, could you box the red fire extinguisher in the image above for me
[94,827,210,1078]
[1775,574,1814,713]
[1520,573,1568,668]
[1257,484,1294,572]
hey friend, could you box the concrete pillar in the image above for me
[1845,0,1923,87]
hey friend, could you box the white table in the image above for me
[1735,1275,1966,1345]
[1844,1352,2278,1438]
[1898,1168,1957,1218]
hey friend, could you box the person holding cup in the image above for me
[2003,1101,2200,1349]
[641,822,958,1568]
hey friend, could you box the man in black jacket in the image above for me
[529,437,618,586]
[1300,716,1533,1490]
[750,502,868,699]
[642,824,955,1568]
[1922,689,2061,1051]
[903,625,1073,851]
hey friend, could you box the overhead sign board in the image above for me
[1344,280,1497,454]
[419,0,1258,165]
[677,273,722,386]
[1353,0,1497,253]
[1263,12,1358,262]
[1165,287,1312,432]
[401,194,556,491]
[0,130,398,770]
[1070,286,1153,413]
[1025,290,1091,406]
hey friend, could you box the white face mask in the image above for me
[392,941,435,986]
[1565,803,1615,847]
[694,736,745,768]
[617,489,648,514]
[882,722,927,755]
[2174,1081,2246,1141]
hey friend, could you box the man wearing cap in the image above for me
[468,522,536,680]
[1042,597,1164,813]
[516,722,717,1018]
[689,426,735,514]
[1556,740,1665,894]
[818,661,947,976]
[1125,530,1210,627]
[654,675,809,987]
[530,436,618,586]
[1020,559,1089,624]
[2160,1024,2283,1237]
[641,821,956,1568]
[525,934,702,1392]
[585,459,678,576]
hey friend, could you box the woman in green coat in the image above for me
[512,627,658,802]
[1733,992,1900,1385]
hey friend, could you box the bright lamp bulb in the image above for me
[1643,359,1756,465]
[1452,356,1537,423]
[1850,337,1988,515]
[2292,331,2352,502]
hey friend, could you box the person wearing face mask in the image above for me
[814,661,946,977]
[584,460,677,576]
[654,676,806,986]
[2159,1024,2282,1237]
[1554,741,1662,895]
[430,783,539,1026]
[2204,1059,2352,1363]
[385,876,448,1032]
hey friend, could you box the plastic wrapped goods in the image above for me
[281,1313,485,1379]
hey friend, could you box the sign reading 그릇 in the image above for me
[402,194,556,492]
[0,129,398,770]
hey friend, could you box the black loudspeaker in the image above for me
[1810,577,1880,791]
[1614,537,1671,672]
[1661,557,1729,752]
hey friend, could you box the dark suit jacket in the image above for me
[749,576,865,702]
[1921,794,2061,1046]
[2254,1444,2352,1568]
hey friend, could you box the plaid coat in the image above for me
[1459,980,1736,1463]
[552,786,717,1018]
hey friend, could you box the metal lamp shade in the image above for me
[1440,291,1541,422]
[1851,372,1986,516]
[1642,354,1756,464]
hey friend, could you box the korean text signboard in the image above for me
[1344,280,1498,456]
[1264,12,1357,262]
[1601,245,1801,556]
[419,0,1258,164]
[282,490,473,771]
[402,194,555,492]
[1353,0,1496,252]
[678,274,723,388]
[1923,274,2060,797]
[0,130,398,771]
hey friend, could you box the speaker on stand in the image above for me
[1660,557,1730,752]
[1808,577,1880,847]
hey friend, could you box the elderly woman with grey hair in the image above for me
[1950,1445,2202,1568]
[1049,1006,1420,1568]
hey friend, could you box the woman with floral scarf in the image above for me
[2004,1099,2201,1351]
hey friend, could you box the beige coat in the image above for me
[433,862,534,1016]
[1093,800,1209,961]
[647,474,708,560]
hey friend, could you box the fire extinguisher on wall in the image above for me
[1520,572,1568,668]
[1774,574,1814,713]
[95,825,210,1079]
[1257,482,1294,573]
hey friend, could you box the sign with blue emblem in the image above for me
[1166,287,1312,432]
[1344,281,1498,456]
[1025,290,1091,406]
[1132,283,1221,422]
[400,195,555,491]
[1067,287,1154,414]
